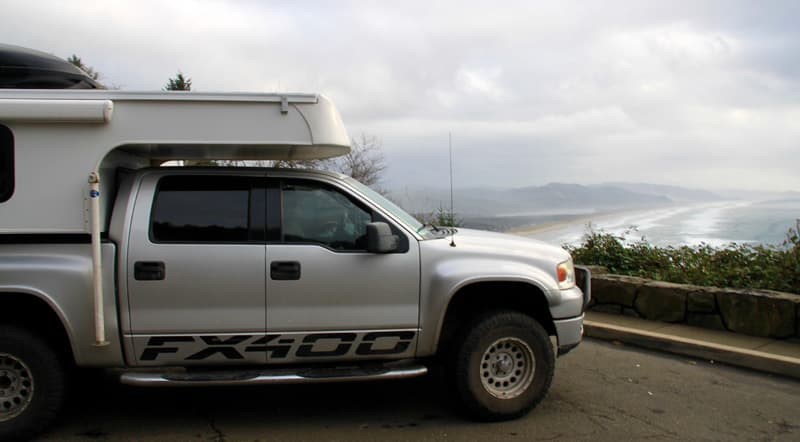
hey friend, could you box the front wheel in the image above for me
[0,326,67,441]
[453,311,554,421]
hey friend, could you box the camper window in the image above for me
[0,124,12,203]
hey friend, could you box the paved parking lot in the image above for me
[39,339,800,441]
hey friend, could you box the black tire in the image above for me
[0,325,67,441]
[452,311,554,421]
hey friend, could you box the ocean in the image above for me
[521,199,800,248]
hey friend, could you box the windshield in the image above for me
[344,177,424,232]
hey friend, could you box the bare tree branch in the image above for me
[270,133,387,189]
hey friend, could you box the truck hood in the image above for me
[442,228,571,264]
[417,227,575,303]
[418,227,572,284]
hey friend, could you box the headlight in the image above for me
[556,259,575,290]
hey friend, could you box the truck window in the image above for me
[150,176,251,243]
[0,124,12,203]
[281,180,372,251]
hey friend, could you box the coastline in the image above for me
[506,206,664,237]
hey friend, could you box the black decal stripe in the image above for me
[248,336,271,345]
[356,332,415,356]
[296,333,356,357]
[362,331,416,341]
[199,335,251,346]
[186,347,245,360]
[147,336,196,346]
[246,335,291,358]
[301,333,357,343]
[140,347,179,361]
[356,341,411,356]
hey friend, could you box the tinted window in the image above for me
[0,125,13,202]
[151,176,250,242]
[281,181,372,251]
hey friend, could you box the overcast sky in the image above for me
[2,0,798,192]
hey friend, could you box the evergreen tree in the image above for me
[66,54,100,80]
[165,72,192,91]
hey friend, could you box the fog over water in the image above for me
[523,199,800,248]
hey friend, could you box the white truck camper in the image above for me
[0,45,588,441]
[0,90,351,234]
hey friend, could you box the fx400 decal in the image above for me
[134,331,417,364]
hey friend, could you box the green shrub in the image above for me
[566,221,800,294]
[414,205,462,227]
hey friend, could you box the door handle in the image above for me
[134,261,166,281]
[270,261,301,280]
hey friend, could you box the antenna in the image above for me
[449,132,456,247]
[449,132,454,220]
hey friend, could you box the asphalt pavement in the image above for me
[585,311,800,379]
[38,338,800,441]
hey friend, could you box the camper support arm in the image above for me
[88,172,109,346]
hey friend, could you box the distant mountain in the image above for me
[713,189,800,201]
[600,182,720,202]
[512,183,671,211]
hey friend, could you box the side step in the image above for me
[120,364,428,387]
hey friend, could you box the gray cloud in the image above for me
[2,0,798,191]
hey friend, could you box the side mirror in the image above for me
[366,222,399,253]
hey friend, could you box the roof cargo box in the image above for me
[0,44,102,89]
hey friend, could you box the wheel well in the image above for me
[437,281,555,355]
[0,292,74,365]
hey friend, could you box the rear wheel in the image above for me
[0,326,67,441]
[453,311,554,421]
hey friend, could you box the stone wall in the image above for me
[583,268,800,339]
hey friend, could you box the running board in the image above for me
[120,364,428,387]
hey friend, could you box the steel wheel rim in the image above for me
[479,337,534,399]
[0,353,34,422]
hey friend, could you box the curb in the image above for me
[584,319,800,380]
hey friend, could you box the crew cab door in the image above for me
[265,177,420,363]
[126,174,267,365]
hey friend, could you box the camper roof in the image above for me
[0,89,351,161]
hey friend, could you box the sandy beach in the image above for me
[507,207,641,237]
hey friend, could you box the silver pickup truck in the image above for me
[0,44,589,441]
